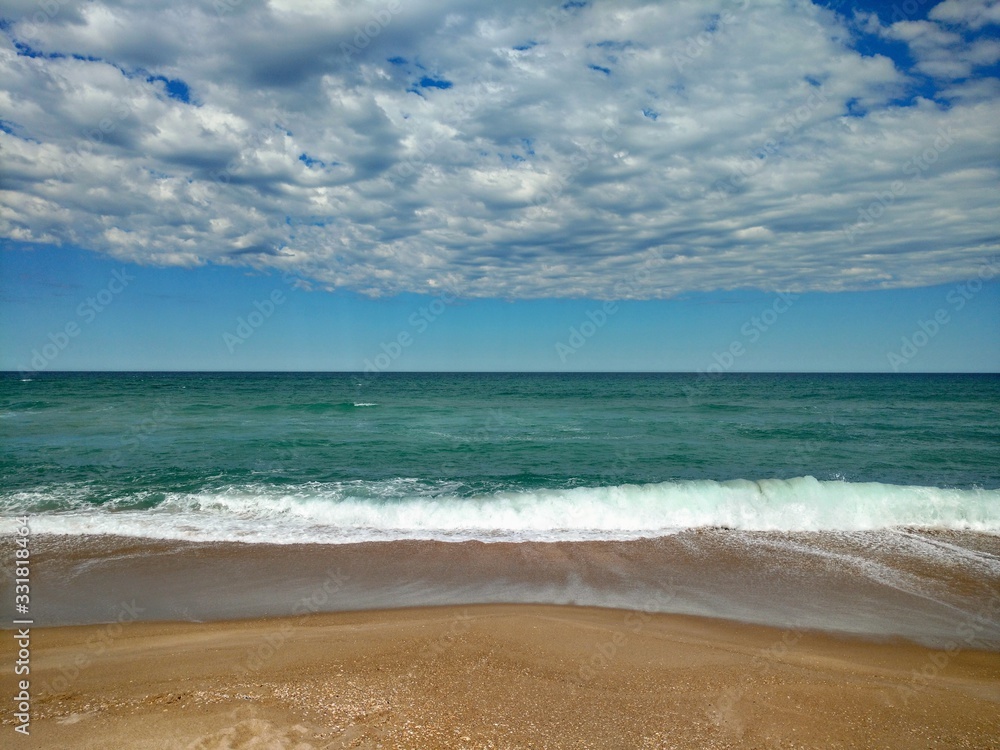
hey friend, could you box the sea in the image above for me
[3,371,998,542]
[3,371,999,640]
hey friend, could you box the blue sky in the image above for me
[1,0,998,372]
[3,243,997,371]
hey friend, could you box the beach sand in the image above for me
[5,532,999,748]
[7,604,1000,749]
[18,532,1000,648]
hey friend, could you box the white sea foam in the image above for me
[5,476,1000,544]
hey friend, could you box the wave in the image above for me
[4,476,1000,544]
[249,401,379,413]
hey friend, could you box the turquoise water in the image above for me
[2,372,998,542]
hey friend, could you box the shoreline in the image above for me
[5,603,1000,748]
[10,531,1000,649]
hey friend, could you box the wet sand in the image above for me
[5,604,1000,749]
[15,531,1000,647]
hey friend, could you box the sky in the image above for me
[0,0,998,372]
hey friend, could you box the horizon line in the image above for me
[4,370,998,376]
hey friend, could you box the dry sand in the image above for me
[5,604,1000,749]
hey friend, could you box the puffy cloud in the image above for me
[864,0,1000,79]
[0,0,998,299]
[930,0,1000,30]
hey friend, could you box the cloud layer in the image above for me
[1,0,998,299]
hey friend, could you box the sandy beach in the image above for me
[5,603,999,749]
[5,531,999,748]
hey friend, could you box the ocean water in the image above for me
[2,371,998,544]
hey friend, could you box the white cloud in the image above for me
[0,0,998,299]
[870,1,1000,79]
[930,0,1000,30]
